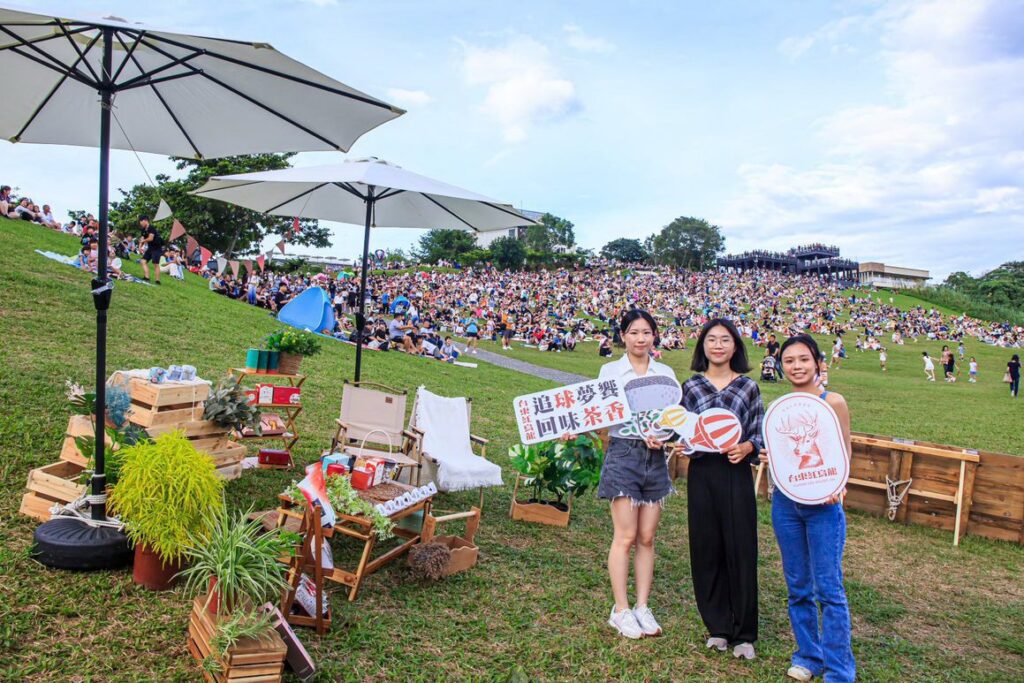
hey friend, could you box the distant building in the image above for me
[268,253,353,271]
[858,262,930,289]
[717,244,859,283]
[475,209,546,247]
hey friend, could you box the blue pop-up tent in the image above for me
[389,295,410,315]
[278,286,336,332]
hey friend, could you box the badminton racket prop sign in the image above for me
[762,393,848,504]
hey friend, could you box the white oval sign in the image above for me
[763,393,849,504]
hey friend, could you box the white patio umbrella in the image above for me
[192,157,538,380]
[0,4,402,559]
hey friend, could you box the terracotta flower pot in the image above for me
[277,352,302,375]
[207,577,221,614]
[132,543,184,591]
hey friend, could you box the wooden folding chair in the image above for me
[328,380,421,485]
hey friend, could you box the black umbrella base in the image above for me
[33,517,132,571]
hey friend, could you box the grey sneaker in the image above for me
[631,605,662,637]
[733,642,756,660]
[608,606,643,639]
[787,665,813,681]
[706,637,728,652]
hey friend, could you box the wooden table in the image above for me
[276,481,433,602]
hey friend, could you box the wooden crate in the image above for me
[26,461,86,503]
[20,491,60,522]
[60,415,111,467]
[510,499,571,527]
[187,596,286,683]
[128,379,208,429]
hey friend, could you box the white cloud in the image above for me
[459,35,581,143]
[385,88,432,107]
[563,23,615,53]
[725,0,1024,278]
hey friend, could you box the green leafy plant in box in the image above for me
[509,434,604,509]
[109,431,224,565]
[203,381,262,435]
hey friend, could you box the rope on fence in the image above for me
[886,476,913,521]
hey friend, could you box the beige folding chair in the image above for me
[408,386,503,509]
[328,380,421,484]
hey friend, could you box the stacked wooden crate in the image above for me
[128,379,245,481]
[20,415,104,521]
[187,597,287,683]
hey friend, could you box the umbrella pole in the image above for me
[354,189,375,382]
[90,28,115,521]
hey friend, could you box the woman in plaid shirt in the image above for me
[682,318,764,661]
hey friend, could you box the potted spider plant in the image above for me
[177,507,299,615]
[509,434,604,527]
[109,431,224,590]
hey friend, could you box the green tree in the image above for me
[600,238,647,262]
[105,154,327,258]
[523,212,575,253]
[414,229,477,263]
[490,235,527,270]
[648,216,725,270]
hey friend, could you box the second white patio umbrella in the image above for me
[193,157,538,380]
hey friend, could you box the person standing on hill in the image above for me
[682,318,764,661]
[922,351,936,382]
[765,333,856,683]
[138,216,163,285]
[1008,354,1021,398]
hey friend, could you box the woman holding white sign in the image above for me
[763,333,855,683]
[595,309,677,640]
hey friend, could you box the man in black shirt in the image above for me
[138,216,164,285]
[766,334,780,362]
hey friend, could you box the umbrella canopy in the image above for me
[0,6,403,156]
[0,4,402,528]
[192,158,532,231]
[192,158,538,379]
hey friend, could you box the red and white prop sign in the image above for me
[676,408,743,454]
[513,378,633,445]
[763,393,849,504]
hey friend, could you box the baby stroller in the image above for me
[760,355,778,383]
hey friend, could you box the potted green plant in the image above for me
[509,434,604,527]
[109,431,224,590]
[265,328,322,375]
[203,381,262,436]
[178,507,299,615]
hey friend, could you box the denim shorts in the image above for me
[597,437,673,506]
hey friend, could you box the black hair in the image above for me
[619,308,659,346]
[1013,354,1020,362]
[691,318,750,373]
[779,334,821,370]
[139,215,150,223]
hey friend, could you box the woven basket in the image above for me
[277,352,302,375]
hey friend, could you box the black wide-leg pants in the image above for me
[687,453,759,644]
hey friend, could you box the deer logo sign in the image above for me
[776,413,824,470]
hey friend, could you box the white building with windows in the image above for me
[475,209,546,247]
[858,262,930,289]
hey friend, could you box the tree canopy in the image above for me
[523,212,575,253]
[105,154,327,258]
[600,238,647,262]
[647,216,725,270]
[943,261,1024,308]
[414,228,477,263]
[489,235,527,270]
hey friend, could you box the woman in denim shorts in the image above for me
[596,309,677,640]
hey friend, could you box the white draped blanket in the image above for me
[415,387,503,492]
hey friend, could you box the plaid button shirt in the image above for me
[682,374,765,464]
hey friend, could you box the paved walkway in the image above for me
[471,348,586,385]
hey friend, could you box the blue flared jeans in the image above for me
[771,493,856,682]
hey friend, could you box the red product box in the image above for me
[273,386,301,405]
[243,388,259,405]
[325,463,349,477]
[350,465,375,490]
[258,449,292,467]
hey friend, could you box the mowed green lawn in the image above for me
[1,220,1022,682]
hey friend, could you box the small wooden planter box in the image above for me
[509,474,572,527]
[430,536,479,576]
[128,379,208,428]
[187,596,287,683]
[20,491,61,522]
[26,460,86,503]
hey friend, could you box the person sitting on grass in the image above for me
[40,204,60,230]
[0,185,15,218]
[439,336,460,362]
[388,313,418,353]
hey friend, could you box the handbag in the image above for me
[1004,372,1013,383]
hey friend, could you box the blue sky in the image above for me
[3,0,1022,279]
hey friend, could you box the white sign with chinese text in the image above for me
[513,378,633,445]
[763,392,849,504]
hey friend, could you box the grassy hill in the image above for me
[1,219,1022,681]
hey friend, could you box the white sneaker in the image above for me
[787,665,813,681]
[733,642,756,660]
[608,607,643,639]
[631,604,662,637]
[706,637,728,652]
